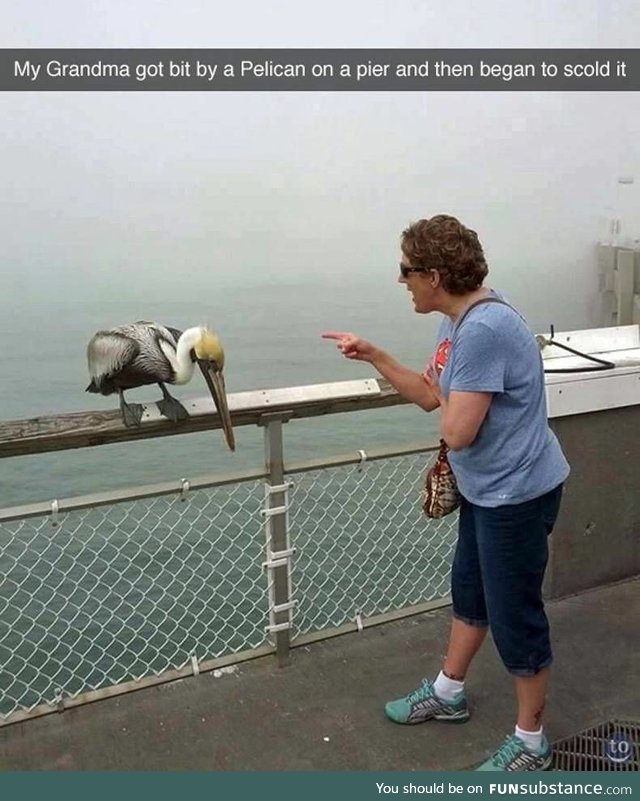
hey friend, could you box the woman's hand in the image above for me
[321,331,379,363]
[321,331,440,412]
[423,364,445,407]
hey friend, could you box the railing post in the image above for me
[260,413,294,666]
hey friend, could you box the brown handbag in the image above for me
[422,438,461,518]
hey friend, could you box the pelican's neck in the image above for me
[173,327,202,384]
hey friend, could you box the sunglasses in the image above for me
[399,263,430,279]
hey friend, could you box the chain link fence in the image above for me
[288,452,456,637]
[0,446,457,724]
[0,481,268,720]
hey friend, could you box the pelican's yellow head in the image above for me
[194,326,225,370]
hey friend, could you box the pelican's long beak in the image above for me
[198,362,235,451]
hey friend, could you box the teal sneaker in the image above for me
[475,733,552,771]
[384,678,470,724]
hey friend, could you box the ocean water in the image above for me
[0,278,441,508]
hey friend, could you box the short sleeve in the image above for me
[448,321,507,393]
[426,316,453,379]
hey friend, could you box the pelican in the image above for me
[86,322,235,451]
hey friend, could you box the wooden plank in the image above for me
[0,379,407,459]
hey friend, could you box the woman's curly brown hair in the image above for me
[401,215,488,295]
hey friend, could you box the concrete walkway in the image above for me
[1,577,638,771]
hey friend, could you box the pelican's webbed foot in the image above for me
[119,391,144,428]
[156,383,190,423]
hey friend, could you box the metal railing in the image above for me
[0,381,456,726]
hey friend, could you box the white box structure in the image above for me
[598,244,640,326]
[541,324,640,418]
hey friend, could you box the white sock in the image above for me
[433,669,465,701]
[515,724,543,752]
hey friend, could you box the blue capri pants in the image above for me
[451,484,563,677]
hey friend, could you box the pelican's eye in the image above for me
[198,357,220,371]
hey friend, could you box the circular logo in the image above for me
[605,732,633,763]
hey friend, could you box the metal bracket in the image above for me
[266,621,291,633]
[257,411,294,427]
[190,653,200,676]
[263,547,296,570]
[50,500,60,528]
[272,601,297,614]
[259,482,294,523]
[264,481,294,494]
[356,449,368,472]
[261,505,288,519]
[180,478,190,502]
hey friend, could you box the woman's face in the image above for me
[398,256,440,314]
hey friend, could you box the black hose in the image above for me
[542,325,616,373]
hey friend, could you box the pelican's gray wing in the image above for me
[128,322,181,382]
[86,322,182,394]
[133,322,180,339]
[87,330,140,380]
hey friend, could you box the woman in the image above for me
[322,214,570,772]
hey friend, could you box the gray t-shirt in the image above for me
[434,293,570,507]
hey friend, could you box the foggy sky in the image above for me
[2,0,639,333]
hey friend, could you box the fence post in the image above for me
[261,413,294,666]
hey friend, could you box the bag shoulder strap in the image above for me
[453,295,524,334]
